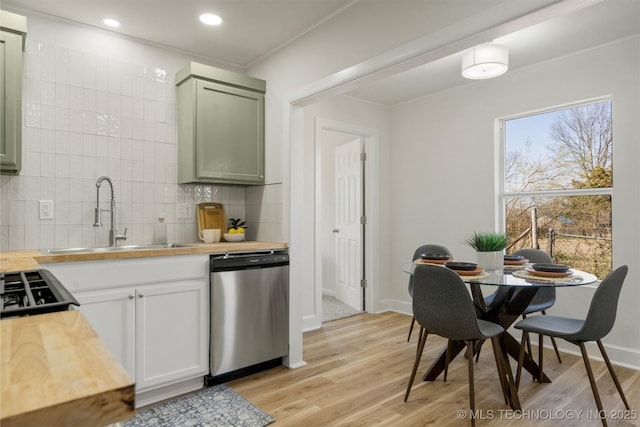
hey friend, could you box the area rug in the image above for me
[322,294,363,323]
[122,384,275,427]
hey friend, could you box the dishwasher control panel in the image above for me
[210,251,289,272]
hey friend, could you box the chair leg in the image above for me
[473,339,486,363]
[466,340,476,427]
[444,340,453,382]
[596,340,631,410]
[549,336,562,363]
[404,328,428,402]
[578,342,607,427]
[521,314,536,380]
[493,334,521,410]
[538,333,544,384]
[407,317,416,342]
[541,310,562,363]
[489,336,508,404]
[516,331,528,388]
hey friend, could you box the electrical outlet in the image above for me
[176,203,193,219]
[39,200,54,219]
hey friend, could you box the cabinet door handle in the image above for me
[128,294,135,299]
[138,293,144,298]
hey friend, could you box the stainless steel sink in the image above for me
[40,243,195,255]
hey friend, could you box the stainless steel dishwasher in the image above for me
[206,250,289,385]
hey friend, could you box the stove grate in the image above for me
[0,269,79,318]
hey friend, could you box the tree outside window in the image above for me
[502,100,612,278]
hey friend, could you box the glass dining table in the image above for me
[402,261,598,410]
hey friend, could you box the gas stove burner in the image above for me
[2,293,24,309]
[0,269,79,318]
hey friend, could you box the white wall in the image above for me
[388,37,640,367]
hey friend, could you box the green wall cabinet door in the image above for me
[1,11,27,175]
[176,62,266,185]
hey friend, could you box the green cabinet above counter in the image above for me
[176,62,266,185]
[1,11,27,175]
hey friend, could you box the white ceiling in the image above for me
[2,0,639,106]
[348,0,640,105]
[2,0,354,68]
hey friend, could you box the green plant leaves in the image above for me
[465,231,508,252]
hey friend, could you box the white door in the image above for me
[334,138,363,310]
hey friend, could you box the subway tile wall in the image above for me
[245,184,284,243]
[0,38,249,251]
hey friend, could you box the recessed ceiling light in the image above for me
[199,13,222,26]
[102,18,121,28]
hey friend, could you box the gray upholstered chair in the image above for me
[485,248,562,363]
[514,265,630,427]
[406,244,452,341]
[405,264,515,426]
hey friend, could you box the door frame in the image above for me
[314,117,378,327]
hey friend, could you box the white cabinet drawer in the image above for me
[44,254,209,292]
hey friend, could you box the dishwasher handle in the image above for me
[210,252,289,272]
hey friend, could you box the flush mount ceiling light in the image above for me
[199,13,223,26]
[461,44,509,80]
[102,18,121,28]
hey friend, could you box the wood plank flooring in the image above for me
[230,312,639,427]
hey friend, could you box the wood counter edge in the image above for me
[1,384,135,427]
[0,241,288,272]
[1,311,135,426]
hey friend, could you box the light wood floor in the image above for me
[230,312,639,427]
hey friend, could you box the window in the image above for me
[500,99,612,278]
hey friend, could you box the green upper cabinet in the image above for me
[1,11,27,175]
[176,62,266,185]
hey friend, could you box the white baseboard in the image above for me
[286,360,308,369]
[303,313,322,332]
[531,338,640,371]
[375,298,411,316]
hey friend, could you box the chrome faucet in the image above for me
[93,176,127,247]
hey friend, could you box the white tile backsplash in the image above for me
[40,104,56,129]
[41,81,55,105]
[1,38,256,250]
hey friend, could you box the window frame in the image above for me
[496,97,613,234]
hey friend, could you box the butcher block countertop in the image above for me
[0,240,287,423]
[0,241,288,273]
[0,310,135,427]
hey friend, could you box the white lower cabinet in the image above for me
[45,255,210,406]
[135,280,208,391]
[77,288,136,377]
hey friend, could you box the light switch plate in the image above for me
[39,200,54,219]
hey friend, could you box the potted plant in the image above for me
[465,231,508,270]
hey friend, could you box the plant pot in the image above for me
[476,250,503,271]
